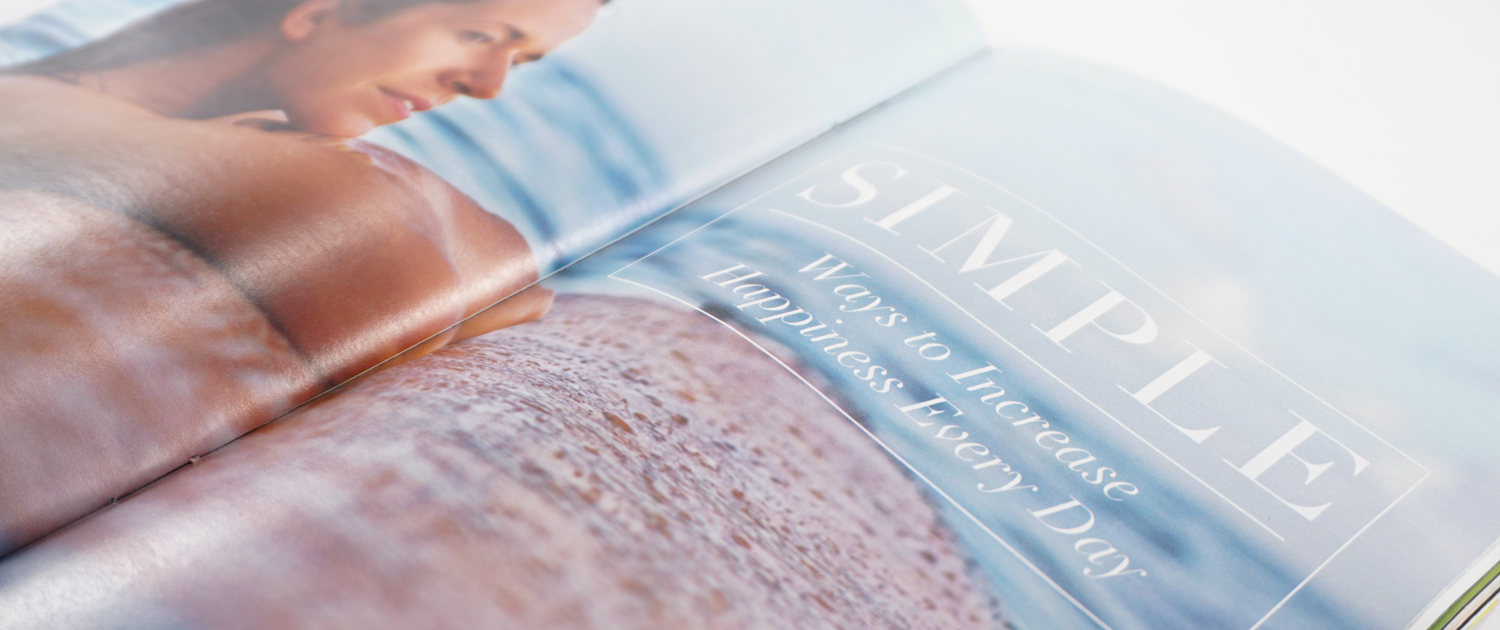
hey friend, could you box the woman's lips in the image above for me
[378,88,434,122]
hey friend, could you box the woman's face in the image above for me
[265,0,600,136]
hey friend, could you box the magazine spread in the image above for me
[3,1,1499,629]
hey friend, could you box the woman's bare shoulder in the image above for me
[0,73,159,121]
[0,74,422,182]
[0,73,74,93]
[0,77,539,378]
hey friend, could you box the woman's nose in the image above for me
[450,52,513,100]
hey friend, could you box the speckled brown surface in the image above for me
[0,294,999,629]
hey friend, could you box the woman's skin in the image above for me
[0,74,538,384]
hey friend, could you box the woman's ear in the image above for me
[280,0,343,42]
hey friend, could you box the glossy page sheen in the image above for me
[5,49,1496,629]
[0,0,982,556]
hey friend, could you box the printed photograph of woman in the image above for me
[0,0,604,554]
[11,0,601,136]
[0,4,1025,628]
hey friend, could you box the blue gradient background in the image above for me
[555,52,1500,630]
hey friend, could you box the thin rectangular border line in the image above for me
[604,141,1433,630]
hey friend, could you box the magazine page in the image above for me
[560,52,1500,629]
[5,49,1497,629]
[0,0,981,557]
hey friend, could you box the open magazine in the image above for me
[2,0,1499,628]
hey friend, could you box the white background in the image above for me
[4,0,1497,276]
[964,0,1500,276]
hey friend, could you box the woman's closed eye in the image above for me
[457,29,499,45]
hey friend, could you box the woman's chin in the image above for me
[286,112,380,138]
